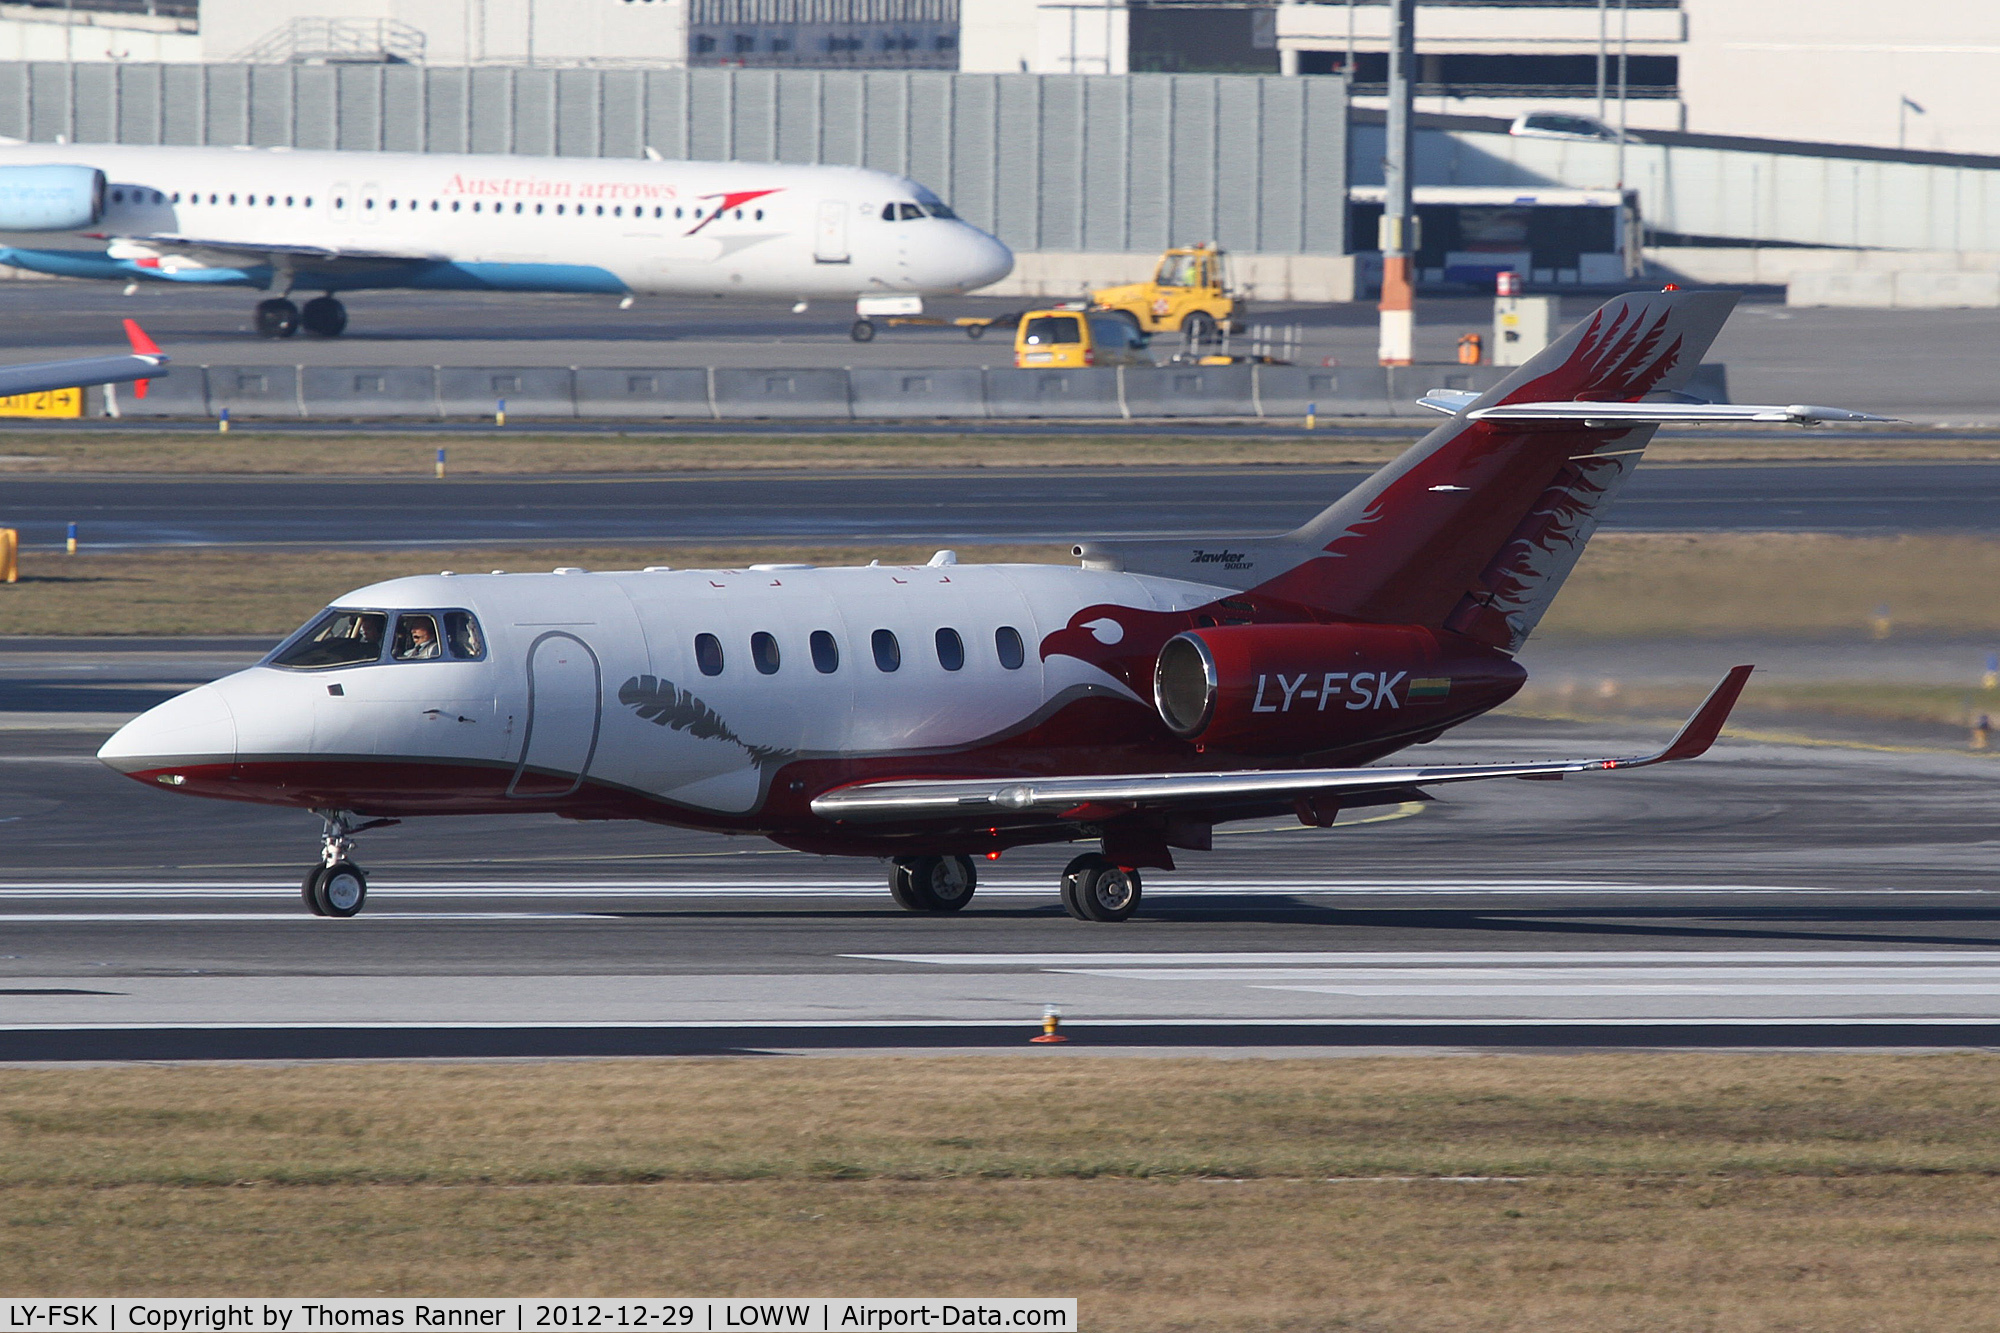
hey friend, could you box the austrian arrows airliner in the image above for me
[0,142,1012,337]
[99,289,1888,920]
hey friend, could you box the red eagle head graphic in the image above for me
[685,188,782,236]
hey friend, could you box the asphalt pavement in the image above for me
[9,461,2000,551]
[0,281,1990,421]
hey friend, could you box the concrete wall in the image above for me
[0,62,1349,259]
[0,6,197,64]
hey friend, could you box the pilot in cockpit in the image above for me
[393,616,442,660]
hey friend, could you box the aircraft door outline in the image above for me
[814,199,849,264]
[507,630,603,799]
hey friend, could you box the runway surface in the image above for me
[10,461,2000,550]
[0,283,1992,421]
[5,670,2000,1053]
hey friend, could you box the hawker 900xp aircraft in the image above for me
[0,141,1012,337]
[100,289,1888,921]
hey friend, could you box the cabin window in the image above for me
[754,208,764,220]
[596,205,605,216]
[285,195,294,206]
[810,630,839,674]
[304,196,313,207]
[935,628,964,672]
[995,626,1025,670]
[265,195,275,206]
[675,207,683,219]
[750,631,781,676]
[333,197,344,209]
[535,203,544,214]
[171,192,180,203]
[111,189,123,204]
[391,612,442,661]
[614,205,624,217]
[451,200,461,212]
[871,629,901,673]
[271,610,387,670]
[695,633,724,677]
[444,610,484,660]
[388,199,397,210]
[365,198,374,210]
[228,193,238,205]
[733,208,742,220]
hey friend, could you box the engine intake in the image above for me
[0,165,105,231]
[1153,622,1524,756]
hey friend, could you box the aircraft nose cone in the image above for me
[98,683,238,779]
[961,228,1014,291]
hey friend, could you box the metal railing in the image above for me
[234,19,429,66]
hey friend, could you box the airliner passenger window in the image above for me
[810,630,839,673]
[695,633,724,676]
[444,611,484,660]
[995,626,1025,670]
[935,628,964,671]
[871,630,901,672]
[272,610,387,670]
[751,632,781,675]
[391,613,443,661]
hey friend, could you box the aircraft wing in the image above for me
[113,234,437,268]
[0,349,166,398]
[812,665,1752,825]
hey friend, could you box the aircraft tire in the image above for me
[850,319,877,343]
[1070,860,1141,923]
[894,855,976,912]
[254,298,301,339]
[888,860,926,911]
[1059,853,1104,921]
[302,865,330,916]
[302,296,348,337]
[312,861,368,918]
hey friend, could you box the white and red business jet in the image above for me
[99,289,1887,920]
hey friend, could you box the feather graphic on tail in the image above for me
[618,675,787,762]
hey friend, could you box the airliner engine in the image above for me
[1151,623,1525,755]
[0,164,105,230]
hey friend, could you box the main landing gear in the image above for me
[255,295,348,339]
[889,855,978,912]
[302,810,397,917]
[1060,853,1142,923]
[885,851,1144,922]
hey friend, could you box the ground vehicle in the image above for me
[1508,111,1619,142]
[1013,307,1153,368]
[1090,243,1237,341]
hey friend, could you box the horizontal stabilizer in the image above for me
[1469,401,1895,426]
[812,666,1754,825]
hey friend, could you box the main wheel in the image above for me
[302,865,329,917]
[301,295,348,337]
[850,318,877,343]
[965,322,985,340]
[254,298,301,339]
[1064,856,1142,923]
[1180,310,1217,346]
[891,855,976,912]
[312,861,368,918]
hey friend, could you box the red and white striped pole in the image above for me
[1377,0,1418,368]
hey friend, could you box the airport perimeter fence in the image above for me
[96,363,1520,422]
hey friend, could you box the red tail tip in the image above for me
[122,317,161,356]
[1661,283,1681,291]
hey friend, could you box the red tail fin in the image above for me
[122,318,158,398]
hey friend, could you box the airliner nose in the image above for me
[98,683,238,780]
[960,227,1014,291]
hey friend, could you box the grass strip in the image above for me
[4,531,1999,641]
[8,1056,2000,1328]
[0,429,1992,474]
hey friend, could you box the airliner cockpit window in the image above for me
[444,611,485,660]
[922,202,956,219]
[391,613,443,661]
[897,203,926,220]
[271,610,387,670]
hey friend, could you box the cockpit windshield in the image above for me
[271,610,387,669]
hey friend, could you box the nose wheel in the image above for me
[302,809,397,917]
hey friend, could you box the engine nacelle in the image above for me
[0,165,105,231]
[1152,622,1525,756]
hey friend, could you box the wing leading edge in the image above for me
[811,665,1753,825]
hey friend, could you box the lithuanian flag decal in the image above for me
[1407,677,1452,699]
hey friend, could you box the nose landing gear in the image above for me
[302,810,398,917]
